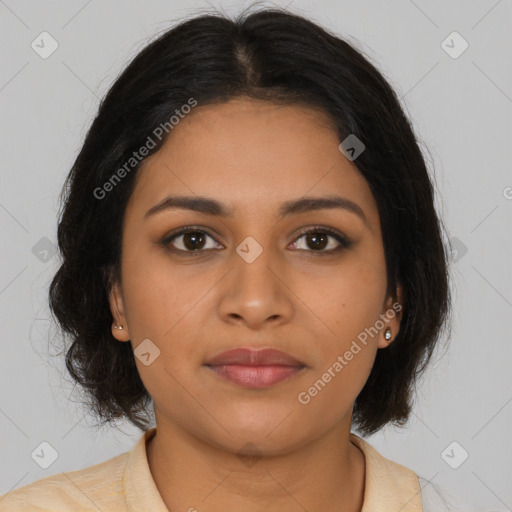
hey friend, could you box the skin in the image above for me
[109,97,403,512]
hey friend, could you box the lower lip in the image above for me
[206,364,305,389]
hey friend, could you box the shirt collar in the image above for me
[350,433,422,511]
[124,427,168,511]
[123,428,422,511]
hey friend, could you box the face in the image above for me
[109,97,402,455]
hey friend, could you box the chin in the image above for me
[211,416,315,456]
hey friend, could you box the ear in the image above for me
[377,283,403,349]
[107,270,130,342]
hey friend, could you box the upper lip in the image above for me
[205,348,305,367]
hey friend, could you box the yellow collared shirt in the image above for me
[0,428,451,511]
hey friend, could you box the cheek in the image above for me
[295,263,386,422]
[120,249,214,380]
[298,255,387,346]
[121,243,207,338]
[292,256,386,414]
[294,343,376,434]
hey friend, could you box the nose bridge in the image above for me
[234,236,281,300]
[218,234,294,326]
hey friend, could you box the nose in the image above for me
[217,246,295,330]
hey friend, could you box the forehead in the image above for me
[127,98,378,224]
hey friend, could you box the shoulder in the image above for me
[350,434,463,511]
[350,434,422,510]
[419,476,463,512]
[0,451,129,511]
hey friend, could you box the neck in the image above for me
[146,418,365,512]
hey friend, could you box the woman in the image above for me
[1,7,453,511]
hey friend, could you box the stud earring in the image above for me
[113,323,124,330]
[384,327,392,342]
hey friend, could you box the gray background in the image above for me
[1,0,511,510]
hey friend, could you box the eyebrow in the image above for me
[144,194,369,226]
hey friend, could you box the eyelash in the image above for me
[160,225,353,257]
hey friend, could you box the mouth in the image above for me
[204,347,306,389]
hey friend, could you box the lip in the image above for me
[204,348,306,389]
[205,348,305,366]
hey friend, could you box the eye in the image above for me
[289,226,352,254]
[161,227,222,254]
[160,225,352,256]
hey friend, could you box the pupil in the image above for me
[184,232,205,250]
[307,232,327,250]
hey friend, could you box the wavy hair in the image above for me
[49,7,451,435]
